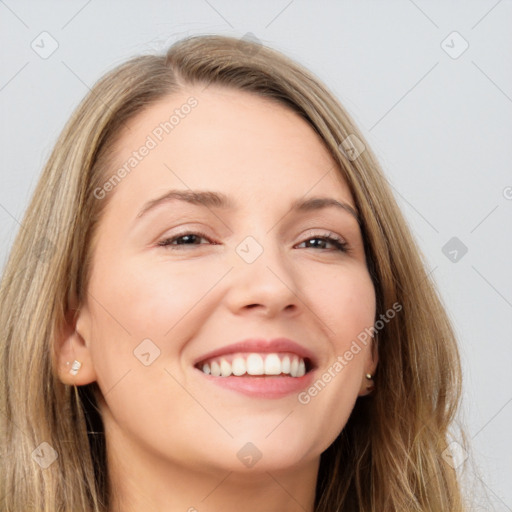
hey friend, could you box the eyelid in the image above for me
[295,230,349,251]
[157,229,214,248]
[298,228,348,244]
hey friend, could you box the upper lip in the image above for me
[194,338,317,369]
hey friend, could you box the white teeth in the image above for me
[210,360,221,377]
[232,356,246,376]
[198,352,308,378]
[282,355,291,374]
[246,353,264,375]
[264,353,282,375]
[220,358,232,377]
[297,359,306,377]
[290,356,299,377]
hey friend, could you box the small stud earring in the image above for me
[69,360,82,376]
[365,373,375,392]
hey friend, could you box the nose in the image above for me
[224,239,300,318]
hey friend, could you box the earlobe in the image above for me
[358,336,379,396]
[359,372,376,396]
[55,308,97,386]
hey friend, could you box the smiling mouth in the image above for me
[195,352,313,378]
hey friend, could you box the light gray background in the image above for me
[1,1,511,509]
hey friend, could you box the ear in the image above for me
[358,335,379,397]
[55,303,97,386]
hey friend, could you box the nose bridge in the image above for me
[227,231,299,314]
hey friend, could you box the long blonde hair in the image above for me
[0,34,466,511]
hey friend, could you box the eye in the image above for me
[296,232,348,252]
[157,231,215,249]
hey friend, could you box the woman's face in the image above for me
[68,86,377,475]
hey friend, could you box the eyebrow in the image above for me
[136,190,234,218]
[136,189,360,223]
[290,196,360,223]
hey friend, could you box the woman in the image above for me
[0,34,467,511]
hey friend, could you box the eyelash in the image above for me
[157,231,349,253]
[297,233,349,252]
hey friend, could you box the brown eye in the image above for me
[158,232,214,248]
[297,234,348,252]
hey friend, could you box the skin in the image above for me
[57,86,378,512]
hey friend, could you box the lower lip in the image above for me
[197,370,315,398]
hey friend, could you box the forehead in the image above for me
[106,86,354,213]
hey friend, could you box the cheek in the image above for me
[303,263,376,344]
[88,256,220,337]
[295,265,376,435]
[84,255,230,394]
[83,261,209,436]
